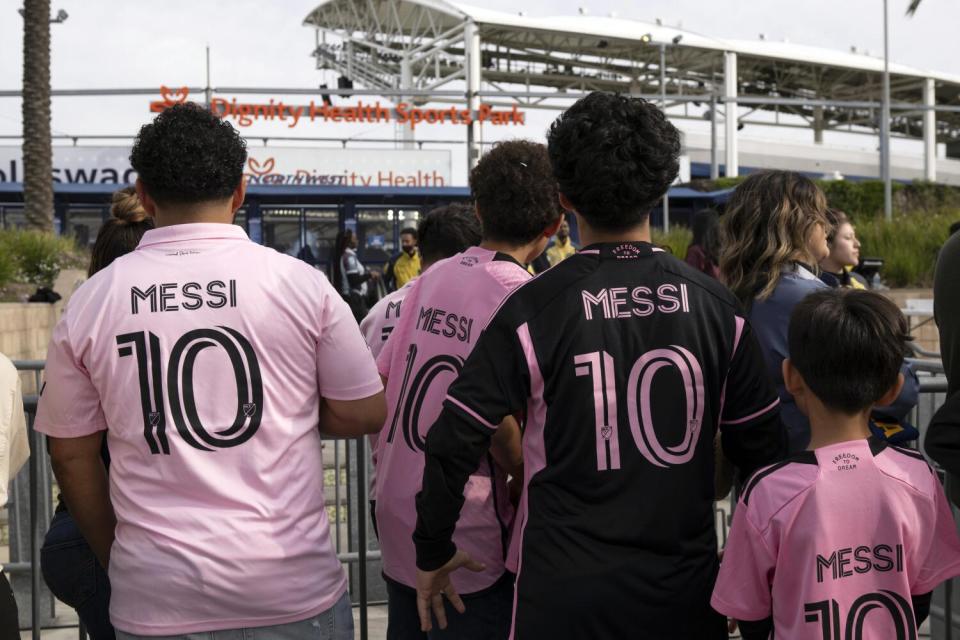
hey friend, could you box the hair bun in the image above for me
[111,187,150,224]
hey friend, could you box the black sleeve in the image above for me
[737,616,773,640]
[912,591,932,627]
[347,272,371,288]
[719,320,788,478]
[414,314,529,571]
[924,392,960,506]
[383,256,396,290]
[414,410,496,570]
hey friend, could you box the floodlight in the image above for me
[640,33,652,44]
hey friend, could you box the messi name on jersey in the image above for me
[131,280,238,314]
[581,284,690,320]
[815,544,904,583]
[415,306,475,343]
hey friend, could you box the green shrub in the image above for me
[0,229,84,289]
[0,244,14,288]
[652,225,693,260]
[854,213,955,288]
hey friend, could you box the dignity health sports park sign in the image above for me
[0,147,452,188]
[151,86,526,130]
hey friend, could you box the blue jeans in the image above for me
[386,573,513,640]
[41,508,115,640]
[114,592,354,640]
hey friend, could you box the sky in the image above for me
[0,0,957,182]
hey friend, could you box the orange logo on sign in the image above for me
[247,157,275,176]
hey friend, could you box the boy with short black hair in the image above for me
[375,140,561,639]
[713,288,960,639]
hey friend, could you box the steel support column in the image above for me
[724,51,738,178]
[924,77,937,182]
[465,19,481,170]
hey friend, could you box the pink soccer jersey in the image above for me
[360,282,413,498]
[712,437,960,639]
[375,246,527,593]
[35,224,383,635]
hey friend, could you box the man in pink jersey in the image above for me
[35,103,386,639]
[376,140,561,639]
[713,289,960,639]
[361,203,481,534]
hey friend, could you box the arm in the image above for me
[317,285,386,435]
[936,232,960,395]
[48,433,115,569]
[490,415,523,478]
[413,316,529,630]
[719,320,788,477]
[319,393,387,438]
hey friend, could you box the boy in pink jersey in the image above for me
[713,288,960,639]
[35,103,386,639]
[376,140,561,639]
[361,203,481,531]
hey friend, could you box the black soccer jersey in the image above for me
[414,242,787,639]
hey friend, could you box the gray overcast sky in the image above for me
[0,0,957,165]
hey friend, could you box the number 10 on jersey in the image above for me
[117,327,264,455]
[575,346,705,471]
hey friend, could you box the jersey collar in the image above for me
[137,223,250,249]
[582,241,666,260]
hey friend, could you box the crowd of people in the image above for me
[0,92,959,640]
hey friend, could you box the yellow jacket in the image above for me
[546,239,577,267]
[392,251,421,289]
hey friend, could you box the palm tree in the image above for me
[21,0,53,232]
[906,0,922,16]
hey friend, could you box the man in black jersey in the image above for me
[412,92,788,639]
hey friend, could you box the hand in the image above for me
[370,270,381,281]
[416,549,486,631]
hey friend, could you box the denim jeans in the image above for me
[41,508,115,640]
[114,591,354,640]
[386,573,513,640]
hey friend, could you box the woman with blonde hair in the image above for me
[720,171,916,452]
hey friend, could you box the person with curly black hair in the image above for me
[130,102,247,207]
[374,140,560,639]
[413,93,786,639]
[37,102,386,639]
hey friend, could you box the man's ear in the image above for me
[876,373,905,407]
[558,192,576,213]
[231,179,247,213]
[135,179,157,218]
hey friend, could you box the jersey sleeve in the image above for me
[316,290,383,401]
[911,478,960,594]
[34,311,108,439]
[719,318,788,477]
[414,311,529,571]
[710,498,776,621]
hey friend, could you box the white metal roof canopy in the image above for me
[304,0,960,178]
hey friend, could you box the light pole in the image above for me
[881,0,893,221]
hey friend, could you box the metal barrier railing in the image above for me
[7,358,955,639]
